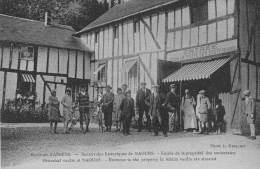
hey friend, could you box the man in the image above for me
[145,85,168,137]
[61,88,73,134]
[162,84,179,133]
[197,90,211,135]
[136,82,151,132]
[113,88,126,132]
[99,85,114,132]
[76,86,90,133]
[122,84,128,96]
[244,90,256,140]
[120,89,135,136]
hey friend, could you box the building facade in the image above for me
[0,14,92,114]
[76,0,260,134]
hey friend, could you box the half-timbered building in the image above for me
[0,14,92,113]
[76,0,260,135]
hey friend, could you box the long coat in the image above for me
[48,95,60,121]
[163,91,179,112]
[120,97,135,118]
[245,96,256,124]
[136,88,151,110]
[199,96,211,114]
[145,93,166,124]
[100,92,114,113]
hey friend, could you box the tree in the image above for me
[0,0,108,31]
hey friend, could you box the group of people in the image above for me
[47,82,256,140]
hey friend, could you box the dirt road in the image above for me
[1,123,260,169]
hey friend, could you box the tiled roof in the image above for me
[0,14,91,52]
[76,0,179,34]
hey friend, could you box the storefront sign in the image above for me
[167,39,237,62]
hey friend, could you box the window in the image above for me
[126,60,138,93]
[113,25,119,39]
[134,20,140,33]
[190,0,208,24]
[98,65,106,82]
[95,31,99,43]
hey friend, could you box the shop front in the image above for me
[162,39,238,133]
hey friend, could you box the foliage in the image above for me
[0,0,109,31]
[1,99,48,123]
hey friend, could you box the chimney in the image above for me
[44,12,51,26]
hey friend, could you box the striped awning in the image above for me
[120,60,137,72]
[162,58,229,83]
[93,64,105,75]
[22,74,35,83]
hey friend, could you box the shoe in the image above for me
[169,131,175,133]
[137,129,141,132]
[163,134,168,137]
[54,131,59,134]
[153,133,158,136]
[115,129,120,132]
[86,128,89,132]
[124,133,129,136]
[250,136,256,140]
[247,136,252,139]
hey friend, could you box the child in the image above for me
[214,99,225,134]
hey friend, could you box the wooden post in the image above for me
[1,71,7,111]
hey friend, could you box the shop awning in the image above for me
[22,74,35,83]
[162,58,229,83]
[93,64,105,75]
[120,60,137,72]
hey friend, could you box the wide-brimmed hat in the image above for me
[152,84,159,89]
[243,90,250,96]
[140,82,146,85]
[169,84,177,88]
[122,84,127,87]
[65,88,72,93]
[51,89,56,93]
[199,90,205,94]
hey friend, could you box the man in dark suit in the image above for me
[162,84,180,133]
[99,85,114,132]
[136,82,151,132]
[145,85,167,137]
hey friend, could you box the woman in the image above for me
[61,88,73,134]
[113,88,126,132]
[48,89,60,134]
[182,89,197,132]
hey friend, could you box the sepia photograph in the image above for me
[0,0,259,169]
